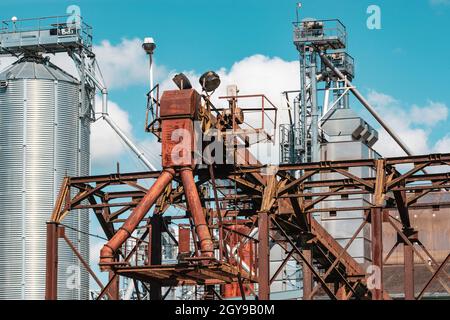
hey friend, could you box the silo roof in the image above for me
[0,55,78,83]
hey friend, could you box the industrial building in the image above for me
[0,10,448,301]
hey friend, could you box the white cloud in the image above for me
[434,134,450,153]
[367,90,448,157]
[90,97,134,165]
[0,38,167,90]
[161,54,298,113]
[159,54,299,165]
[411,101,448,126]
[93,38,167,89]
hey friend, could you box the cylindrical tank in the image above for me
[0,55,90,299]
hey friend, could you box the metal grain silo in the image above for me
[0,55,90,299]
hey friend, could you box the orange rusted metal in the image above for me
[99,169,174,270]
[223,225,255,298]
[180,167,214,259]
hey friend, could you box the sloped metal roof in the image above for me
[0,56,78,83]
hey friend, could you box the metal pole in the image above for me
[45,222,58,300]
[310,58,319,163]
[299,50,307,164]
[302,249,313,300]
[317,50,414,156]
[149,53,154,101]
[149,215,162,300]
[404,243,415,300]
[108,271,120,300]
[257,211,270,300]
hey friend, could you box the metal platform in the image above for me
[320,50,355,80]
[114,262,256,286]
[293,19,346,50]
[0,15,92,55]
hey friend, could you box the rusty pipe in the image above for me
[180,168,214,258]
[99,169,174,270]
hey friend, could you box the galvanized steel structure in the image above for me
[0,15,95,299]
[0,55,90,299]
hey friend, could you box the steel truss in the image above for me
[46,153,450,300]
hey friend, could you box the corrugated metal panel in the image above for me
[0,59,89,300]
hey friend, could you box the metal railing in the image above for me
[293,19,346,48]
[217,94,278,143]
[0,14,93,49]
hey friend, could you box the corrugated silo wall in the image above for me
[0,78,89,299]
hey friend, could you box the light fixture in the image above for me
[172,73,192,90]
[199,71,220,93]
[142,37,156,54]
[11,16,17,22]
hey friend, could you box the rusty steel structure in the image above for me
[45,81,450,299]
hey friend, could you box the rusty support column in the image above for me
[371,207,383,300]
[108,271,120,300]
[178,225,191,255]
[149,214,162,300]
[180,168,214,258]
[100,169,174,270]
[302,249,313,300]
[45,222,59,300]
[257,211,270,300]
[404,243,415,300]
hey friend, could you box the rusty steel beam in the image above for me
[278,170,317,196]
[60,229,114,300]
[388,217,450,294]
[302,249,313,300]
[393,189,411,229]
[383,242,399,265]
[271,216,338,300]
[404,244,415,300]
[149,215,163,300]
[69,171,161,184]
[108,271,120,300]
[96,228,150,300]
[178,225,191,254]
[385,153,450,165]
[308,219,368,299]
[371,208,384,300]
[332,168,375,191]
[417,254,450,300]
[48,146,450,301]
[69,182,109,209]
[45,222,59,300]
[257,211,270,300]
[269,249,295,285]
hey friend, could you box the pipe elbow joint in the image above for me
[99,244,114,271]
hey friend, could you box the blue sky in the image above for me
[1,0,449,293]
[1,0,449,164]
